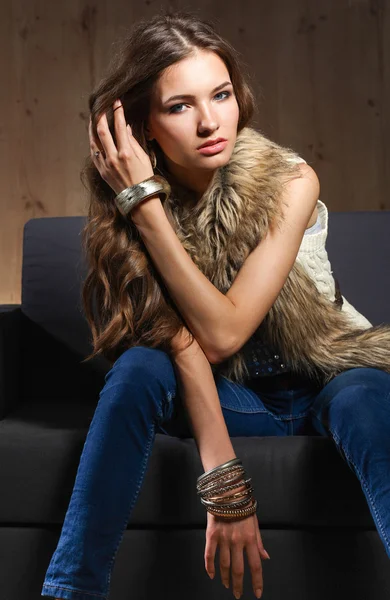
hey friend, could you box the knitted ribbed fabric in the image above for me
[243,156,372,379]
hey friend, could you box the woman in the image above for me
[41,10,390,600]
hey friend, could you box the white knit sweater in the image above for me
[291,157,372,330]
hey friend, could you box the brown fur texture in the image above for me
[160,126,390,386]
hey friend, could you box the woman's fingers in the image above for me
[204,531,217,580]
[255,522,270,560]
[219,541,231,589]
[255,520,262,553]
[88,118,105,159]
[112,100,132,155]
[246,541,263,598]
[230,541,244,599]
[95,111,118,159]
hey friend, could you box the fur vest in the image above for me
[158,126,390,387]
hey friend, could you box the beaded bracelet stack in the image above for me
[197,458,257,521]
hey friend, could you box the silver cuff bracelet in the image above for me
[114,174,171,217]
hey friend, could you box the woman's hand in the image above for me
[205,508,270,599]
[88,99,155,196]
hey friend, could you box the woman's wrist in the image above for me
[201,448,237,473]
[129,194,163,226]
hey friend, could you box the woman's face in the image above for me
[146,50,240,196]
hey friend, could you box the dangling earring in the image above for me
[147,139,157,170]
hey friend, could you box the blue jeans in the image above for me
[41,346,390,600]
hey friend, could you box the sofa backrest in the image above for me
[22,216,91,359]
[19,211,390,403]
[326,210,390,326]
[20,216,111,404]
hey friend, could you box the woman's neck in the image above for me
[161,156,216,202]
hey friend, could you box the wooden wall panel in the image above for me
[1,0,388,303]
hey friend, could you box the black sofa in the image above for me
[1,210,390,600]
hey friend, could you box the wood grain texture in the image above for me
[1,0,388,303]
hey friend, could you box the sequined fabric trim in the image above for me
[242,337,289,378]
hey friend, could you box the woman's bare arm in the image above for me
[170,327,237,472]
[170,328,268,598]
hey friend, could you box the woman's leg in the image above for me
[41,346,316,600]
[158,370,320,439]
[308,367,390,560]
[217,373,320,437]
[41,346,179,600]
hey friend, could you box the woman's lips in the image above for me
[197,140,228,155]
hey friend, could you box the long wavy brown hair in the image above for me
[80,9,256,366]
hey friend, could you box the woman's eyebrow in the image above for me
[163,80,232,104]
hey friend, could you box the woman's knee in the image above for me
[310,367,390,436]
[328,368,390,395]
[106,345,173,380]
[102,346,178,412]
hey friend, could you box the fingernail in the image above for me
[209,572,214,579]
[264,550,271,559]
[234,592,241,599]
[255,589,262,598]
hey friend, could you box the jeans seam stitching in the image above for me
[220,405,269,414]
[290,412,311,419]
[223,378,253,409]
[42,583,106,597]
[222,378,274,415]
[104,418,156,593]
[269,413,311,421]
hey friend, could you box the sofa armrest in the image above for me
[0,305,22,420]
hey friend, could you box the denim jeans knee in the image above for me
[309,367,390,437]
[103,345,178,425]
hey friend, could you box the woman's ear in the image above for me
[144,122,154,142]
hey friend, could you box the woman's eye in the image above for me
[168,90,231,114]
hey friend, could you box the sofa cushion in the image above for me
[0,398,375,529]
